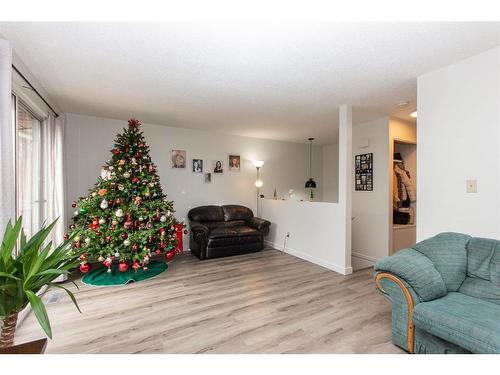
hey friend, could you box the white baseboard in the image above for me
[351,251,380,263]
[351,251,380,271]
[265,240,353,275]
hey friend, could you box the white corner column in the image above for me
[338,104,353,273]
[0,38,14,230]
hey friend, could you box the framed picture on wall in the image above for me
[204,172,212,183]
[228,155,240,172]
[355,153,373,191]
[212,160,223,174]
[192,159,203,173]
[171,149,186,169]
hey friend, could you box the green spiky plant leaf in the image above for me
[0,217,82,339]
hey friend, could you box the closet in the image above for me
[391,140,416,254]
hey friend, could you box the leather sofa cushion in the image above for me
[234,226,261,237]
[220,220,247,228]
[413,292,500,354]
[412,232,470,292]
[188,205,224,222]
[222,205,253,222]
[209,227,238,239]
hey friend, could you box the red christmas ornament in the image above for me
[155,249,162,255]
[115,197,121,205]
[79,253,86,261]
[160,241,165,249]
[132,176,139,184]
[118,261,129,273]
[121,232,128,240]
[80,262,91,273]
[165,251,175,261]
[103,259,113,268]
[124,213,133,229]
[132,261,141,270]
[113,149,120,155]
[132,243,138,252]
[71,202,77,208]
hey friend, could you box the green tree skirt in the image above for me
[82,260,168,287]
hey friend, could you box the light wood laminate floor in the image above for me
[15,248,403,354]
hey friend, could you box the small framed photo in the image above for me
[171,150,186,169]
[204,172,212,183]
[228,155,240,172]
[192,159,203,173]
[212,160,223,174]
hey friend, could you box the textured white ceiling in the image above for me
[1,22,499,144]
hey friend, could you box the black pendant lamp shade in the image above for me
[305,137,317,189]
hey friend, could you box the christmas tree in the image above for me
[68,119,178,274]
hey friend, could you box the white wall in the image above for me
[351,117,390,269]
[262,200,350,274]
[64,113,324,235]
[321,143,339,203]
[417,46,500,239]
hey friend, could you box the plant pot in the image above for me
[0,312,19,348]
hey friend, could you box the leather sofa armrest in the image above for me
[248,217,271,235]
[189,221,209,242]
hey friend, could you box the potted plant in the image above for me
[0,217,82,348]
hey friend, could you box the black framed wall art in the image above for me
[355,153,373,191]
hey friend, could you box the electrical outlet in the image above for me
[466,180,477,193]
[286,232,290,238]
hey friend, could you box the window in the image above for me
[13,94,44,238]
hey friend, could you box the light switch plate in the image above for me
[466,180,477,193]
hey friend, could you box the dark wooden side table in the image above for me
[0,338,47,354]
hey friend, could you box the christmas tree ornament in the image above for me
[75,236,81,242]
[118,261,129,272]
[72,202,77,208]
[75,241,81,249]
[98,188,107,196]
[132,243,138,252]
[114,252,120,258]
[105,235,111,242]
[132,261,140,270]
[115,197,122,205]
[124,216,133,229]
[103,258,113,268]
[100,199,108,209]
[123,239,131,246]
[98,256,105,262]
[99,218,106,225]
[123,172,130,178]
[115,208,124,217]
[64,233,69,240]
[165,251,174,261]
[160,215,167,222]
[80,262,91,273]
[92,192,97,197]
[74,210,79,216]
[96,231,102,237]
[121,233,128,240]
[85,238,91,244]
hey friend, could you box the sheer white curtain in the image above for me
[0,39,15,231]
[42,113,66,245]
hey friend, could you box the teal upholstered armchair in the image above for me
[374,233,500,354]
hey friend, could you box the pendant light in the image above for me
[305,137,317,189]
